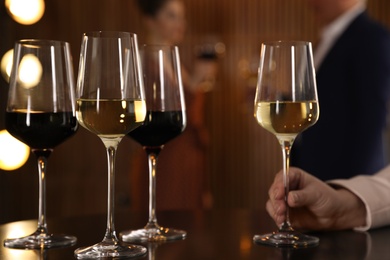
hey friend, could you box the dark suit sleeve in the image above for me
[349,24,390,171]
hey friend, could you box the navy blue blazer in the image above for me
[291,12,390,181]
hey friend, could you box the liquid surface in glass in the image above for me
[6,110,77,149]
[128,110,185,147]
[77,99,146,137]
[255,101,319,138]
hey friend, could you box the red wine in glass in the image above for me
[6,111,77,150]
[121,45,187,242]
[3,39,78,249]
[128,110,185,147]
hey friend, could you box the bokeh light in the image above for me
[5,0,45,25]
[17,54,43,89]
[0,130,30,171]
[1,49,14,83]
[134,100,147,122]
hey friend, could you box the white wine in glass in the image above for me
[253,41,320,247]
[74,31,147,259]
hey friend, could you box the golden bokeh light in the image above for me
[134,100,147,122]
[5,0,45,25]
[17,54,43,89]
[0,49,14,83]
[0,130,30,171]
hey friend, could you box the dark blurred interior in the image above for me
[0,0,389,224]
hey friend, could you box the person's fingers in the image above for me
[268,168,315,226]
[265,199,276,221]
[270,168,305,202]
[287,168,324,208]
[268,171,284,201]
[288,187,320,208]
[266,199,285,226]
[288,167,306,190]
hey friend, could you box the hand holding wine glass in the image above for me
[4,39,78,249]
[120,44,187,242]
[74,31,147,258]
[253,41,320,247]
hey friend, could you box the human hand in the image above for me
[266,167,366,230]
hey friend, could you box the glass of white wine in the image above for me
[74,31,147,258]
[253,41,320,247]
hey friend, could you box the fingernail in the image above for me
[290,192,298,204]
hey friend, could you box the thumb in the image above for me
[288,189,319,208]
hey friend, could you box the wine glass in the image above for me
[120,45,187,242]
[4,39,78,248]
[74,31,147,258]
[253,41,320,247]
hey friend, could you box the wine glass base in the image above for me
[4,232,77,249]
[120,227,187,242]
[253,231,319,248]
[74,241,147,259]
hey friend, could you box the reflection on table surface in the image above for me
[0,209,389,259]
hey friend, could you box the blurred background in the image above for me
[0,0,389,223]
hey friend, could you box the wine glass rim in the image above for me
[262,40,312,47]
[83,31,137,38]
[16,39,70,47]
[141,44,179,52]
[141,43,179,48]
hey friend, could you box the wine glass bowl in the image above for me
[120,44,187,242]
[4,39,78,249]
[253,41,320,247]
[74,31,147,258]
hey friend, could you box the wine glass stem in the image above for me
[147,243,158,260]
[36,155,49,235]
[146,149,161,228]
[103,144,119,242]
[279,139,295,232]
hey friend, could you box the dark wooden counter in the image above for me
[0,209,389,259]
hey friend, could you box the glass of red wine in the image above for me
[4,39,78,249]
[120,44,187,242]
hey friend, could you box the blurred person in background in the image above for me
[291,0,390,181]
[129,0,218,210]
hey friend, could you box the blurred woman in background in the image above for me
[130,0,217,210]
